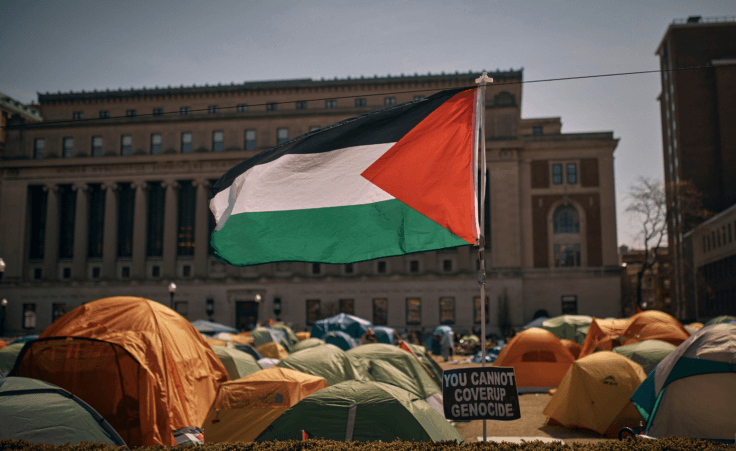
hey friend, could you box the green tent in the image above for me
[270,323,299,345]
[256,380,463,443]
[0,342,24,376]
[704,315,736,326]
[404,342,443,388]
[276,344,358,385]
[542,315,592,345]
[250,327,291,351]
[212,345,262,380]
[0,376,127,447]
[290,337,326,353]
[612,339,677,374]
[347,343,442,414]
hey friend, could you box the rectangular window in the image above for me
[28,185,47,259]
[33,268,42,280]
[532,126,543,135]
[62,137,74,158]
[306,299,321,325]
[561,295,578,314]
[567,163,577,184]
[384,97,396,106]
[87,184,104,258]
[373,298,388,325]
[146,182,164,257]
[554,243,581,267]
[277,128,289,145]
[442,259,453,272]
[91,136,103,156]
[296,101,307,110]
[355,98,366,107]
[33,138,45,159]
[208,105,219,114]
[174,301,188,318]
[73,111,83,120]
[377,261,387,274]
[344,263,354,274]
[151,265,160,278]
[439,297,455,324]
[409,260,419,273]
[99,110,109,119]
[52,303,67,322]
[212,130,224,151]
[23,304,37,329]
[474,296,489,324]
[126,109,136,117]
[406,297,421,325]
[120,135,132,156]
[153,108,163,116]
[267,103,278,111]
[339,299,354,314]
[150,133,162,154]
[58,185,76,259]
[92,267,101,278]
[180,106,191,115]
[182,265,192,278]
[413,95,425,101]
[117,183,134,257]
[237,104,248,112]
[181,132,193,153]
[311,263,321,275]
[121,266,130,278]
[552,164,563,185]
[325,99,337,109]
[177,181,196,256]
[244,130,256,150]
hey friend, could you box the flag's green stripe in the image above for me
[211,199,468,266]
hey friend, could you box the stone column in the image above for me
[162,180,179,279]
[71,183,89,280]
[42,184,60,281]
[193,179,211,278]
[131,181,149,279]
[102,182,118,279]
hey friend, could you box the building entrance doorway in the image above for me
[236,301,258,331]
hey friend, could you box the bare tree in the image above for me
[625,177,668,309]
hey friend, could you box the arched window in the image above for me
[552,205,581,267]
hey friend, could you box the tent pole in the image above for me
[475,71,492,443]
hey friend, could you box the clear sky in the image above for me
[1,0,732,248]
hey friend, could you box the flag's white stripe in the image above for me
[211,143,396,228]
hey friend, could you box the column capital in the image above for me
[131,180,150,191]
[192,179,212,189]
[102,182,119,191]
[43,184,59,193]
[162,180,180,190]
[72,182,88,192]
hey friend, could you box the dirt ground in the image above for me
[435,356,613,446]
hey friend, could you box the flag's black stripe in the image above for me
[209,87,470,200]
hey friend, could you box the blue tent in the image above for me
[324,331,358,351]
[521,316,548,330]
[373,326,396,345]
[11,335,38,344]
[433,325,453,336]
[311,313,373,341]
[190,319,238,336]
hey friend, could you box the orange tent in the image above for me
[0,339,6,350]
[560,339,582,359]
[257,341,289,359]
[543,351,646,436]
[687,322,704,330]
[204,367,327,442]
[296,331,310,341]
[580,311,689,358]
[203,336,229,347]
[12,297,228,447]
[492,328,575,390]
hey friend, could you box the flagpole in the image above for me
[475,71,492,443]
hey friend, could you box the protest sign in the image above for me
[442,367,520,421]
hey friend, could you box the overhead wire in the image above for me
[2,63,728,130]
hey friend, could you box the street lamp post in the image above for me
[168,282,177,309]
[0,257,5,282]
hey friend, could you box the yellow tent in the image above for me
[296,331,311,341]
[543,351,646,436]
[257,341,288,359]
[203,367,327,443]
[203,336,228,347]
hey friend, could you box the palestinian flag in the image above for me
[209,87,479,266]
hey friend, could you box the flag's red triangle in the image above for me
[362,89,476,244]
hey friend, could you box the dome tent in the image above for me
[212,345,262,380]
[492,328,575,391]
[311,313,373,342]
[612,339,676,374]
[631,323,736,441]
[324,330,358,350]
[0,342,24,376]
[204,367,327,443]
[190,319,238,335]
[289,337,325,353]
[0,376,127,447]
[277,344,357,386]
[543,352,646,436]
[11,296,227,447]
[256,380,463,443]
[542,315,592,345]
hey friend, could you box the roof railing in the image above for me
[672,16,736,25]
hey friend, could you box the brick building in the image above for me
[0,70,620,336]
[656,16,736,319]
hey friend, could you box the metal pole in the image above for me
[475,71,492,443]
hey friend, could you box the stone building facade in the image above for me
[0,70,620,336]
